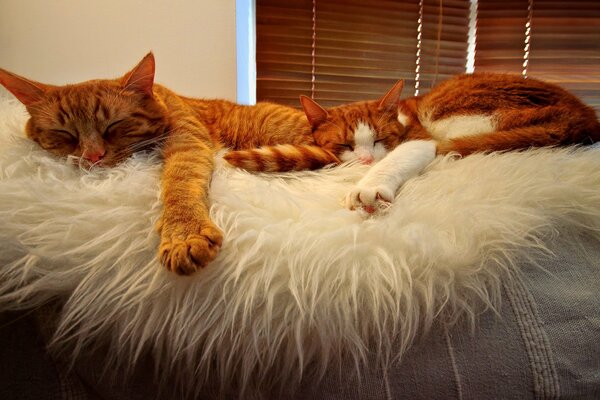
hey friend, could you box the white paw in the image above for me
[345,185,395,215]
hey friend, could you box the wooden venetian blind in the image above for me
[475,0,600,114]
[527,0,600,113]
[474,1,530,74]
[256,0,315,106]
[257,0,599,112]
[419,1,470,93]
[256,0,470,108]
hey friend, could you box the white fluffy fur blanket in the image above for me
[1,94,600,393]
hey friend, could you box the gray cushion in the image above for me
[2,234,598,399]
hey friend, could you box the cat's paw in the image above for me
[345,185,395,215]
[159,224,223,275]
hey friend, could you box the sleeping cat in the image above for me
[227,74,600,214]
[348,73,600,213]
[223,80,406,171]
[0,53,326,275]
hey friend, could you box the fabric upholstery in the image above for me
[2,235,598,399]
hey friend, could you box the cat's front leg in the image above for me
[346,140,437,214]
[158,131,223,275]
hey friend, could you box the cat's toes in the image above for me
[345,186,394,215]
[159,226,223,275]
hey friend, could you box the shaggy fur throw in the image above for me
[1,95,600,394]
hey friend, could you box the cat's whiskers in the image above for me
[67,155,89,171]
[111,129,206,163]
[112,138,165,159]
[111,131,172,161]
[126,135,169,152]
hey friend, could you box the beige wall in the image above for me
[0,0,237,100]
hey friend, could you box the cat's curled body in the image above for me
[0,53,323,275]
[347,73,600,212]
[226,73,600,214]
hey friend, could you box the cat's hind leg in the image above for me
[436,125,564,156]
[437,107,585,156]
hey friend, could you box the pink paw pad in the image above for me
[363,205,377,214]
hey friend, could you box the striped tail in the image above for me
[223,144,340,172]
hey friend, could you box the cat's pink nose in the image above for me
[84,149,106,163]
[359,155,374,165]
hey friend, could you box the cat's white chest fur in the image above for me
[420,113,497,140]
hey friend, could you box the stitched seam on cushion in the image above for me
[504,273,561,400]
[444,329,464,400]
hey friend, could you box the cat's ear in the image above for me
[378,79,404,110]
[121,52,155,96]
[300,95,329,128]
[0,68,48,106]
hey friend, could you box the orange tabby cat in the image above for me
[0,53,324,275]
[224,80,406,171]
[226,74,600,213]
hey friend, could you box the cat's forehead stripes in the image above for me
[47,83,122,125]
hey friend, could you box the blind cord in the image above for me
[523,0,533,78]
[311,0,317,98]
[466,0,478,73]
[431,0,444,89]
[415,0,424,96]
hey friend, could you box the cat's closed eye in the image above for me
[104,120,124,136]
[50,129,77,140]
[337,143,354,150]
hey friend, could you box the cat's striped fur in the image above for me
[224,80,407,171]
[225,73,600,215]
[224,144,339,172]
[0,53,322,275]
[226,73,600,176]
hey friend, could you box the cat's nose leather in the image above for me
[359,156,373,165]
[84,149,106,163]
